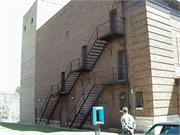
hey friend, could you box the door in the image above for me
[61,72,65,92]
[118,51,126,80]
[110,10,118,33]
[96,102,109,129]
[82,45,87,68]
[60,110,67,127]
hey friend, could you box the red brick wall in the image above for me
[35,0,124,127]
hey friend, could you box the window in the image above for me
[119,92,126,110]
[82,45,87,67]
[136,92,143,108]
[118,50,126,80]
[24,26,26,31]
[31,18,33,24]
[145,125,180,135]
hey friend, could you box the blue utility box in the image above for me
[93,106,104,125]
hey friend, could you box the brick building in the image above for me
[21,0,180,132]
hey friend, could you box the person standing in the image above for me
[121,107,136,135]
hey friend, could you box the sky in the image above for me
[0,0,70,93]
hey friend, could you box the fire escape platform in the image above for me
[98,32,123,41]
[100,79,126,86]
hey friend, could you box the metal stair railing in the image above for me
[38,84,59,124]
[38,61,78,124]
[67,67,125,128]
[67,71,95,128]
[70,19,124,71]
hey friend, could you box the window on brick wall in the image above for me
[136,92,143,108]
[118,50,126,80]
[119,92,126,110]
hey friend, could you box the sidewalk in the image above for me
[51,131,143,135]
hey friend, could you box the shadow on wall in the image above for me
[167,79,179,119]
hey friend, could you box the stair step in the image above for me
[87,55,98,58]
[90,50,102,54]
[84,63,94,66]
[68,76,78,78]
[60,92,67,94]
[88,54,100,57]
[82,108,92,110]
[97,39,108,43]
[92,88,102,90]
[70,73,79,76]
[89,51,101,54]
[81,67,93,69]
[75,119,85,122]
[83,103,93,106]
[93,45,105,48]
[95,41,106,45]
[85,60,96,63]
[93,44,105,47]
[87,57,98,60]
[70,72,80,74]
[91,89,102,91]
[85,62,95,65]
[86,59,96,62]
[74,121,83,124]
[77,113,88,116]
[65,81,76,84]
[91,47,104,51]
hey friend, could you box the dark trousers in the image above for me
[123,130,133,135]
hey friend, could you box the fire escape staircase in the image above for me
[38,19,124,126]
[67,73,105,128]
[67,67,125,128]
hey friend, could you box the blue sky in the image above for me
[0,0,70,93]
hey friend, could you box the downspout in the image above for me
[121,0,130,110]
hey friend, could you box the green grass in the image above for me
[0,122,92,135]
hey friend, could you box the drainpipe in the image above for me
[121,0,130,110]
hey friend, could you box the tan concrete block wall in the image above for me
[126,1,153,117]
[146,4,178,116]
[171,19,180,78]
[20,1,37,124]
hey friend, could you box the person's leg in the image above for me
[123,130,128,135]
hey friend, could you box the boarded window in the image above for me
[119,92,126,110]
[136,92,143,108]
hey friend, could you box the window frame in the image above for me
[119,92,126,111]
[136,92,143,109]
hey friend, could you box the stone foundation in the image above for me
[136,115,180,132]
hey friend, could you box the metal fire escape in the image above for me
[38,19,124,126]
[67,67,126,128]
